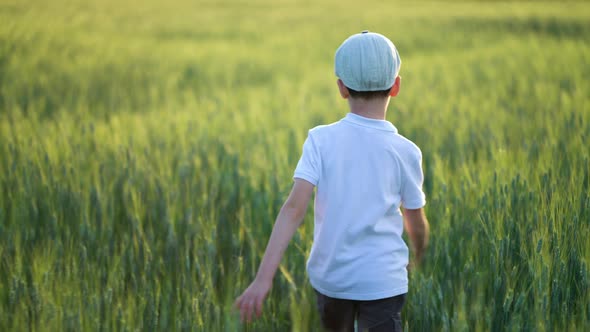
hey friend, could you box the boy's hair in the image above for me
[347,85,392,100]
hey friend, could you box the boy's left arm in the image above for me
[234,179,314,323]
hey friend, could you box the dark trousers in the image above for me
[315,290,406,332]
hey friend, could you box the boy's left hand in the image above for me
[234,278,271,322]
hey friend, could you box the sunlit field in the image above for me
[1,0,589,330]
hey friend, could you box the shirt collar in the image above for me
[342,113,398,133]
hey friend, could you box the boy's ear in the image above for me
[337,79,350,99]
[389,76,401,97]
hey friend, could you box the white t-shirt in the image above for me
[293,112,426,300]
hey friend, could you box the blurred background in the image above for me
[0,0,589,331]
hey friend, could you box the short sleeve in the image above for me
[401,149,426,209]
[293,132,321,186]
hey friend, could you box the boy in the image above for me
[234,31,430,331]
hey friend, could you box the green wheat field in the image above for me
[1,0,589,331]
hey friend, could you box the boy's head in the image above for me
[335,31,401,100]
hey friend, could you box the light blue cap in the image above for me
[335,31,401,91]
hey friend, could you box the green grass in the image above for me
[1,0,589,330]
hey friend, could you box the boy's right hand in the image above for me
[234,278,272,323]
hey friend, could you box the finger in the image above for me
[239,303,247,322]
[255,297,263,317]
[246,303,252,323]
[246,301,254,322]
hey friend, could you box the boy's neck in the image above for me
[348,97,391,120]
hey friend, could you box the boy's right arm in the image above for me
[234,179,314,323]
[402,207,430,265]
